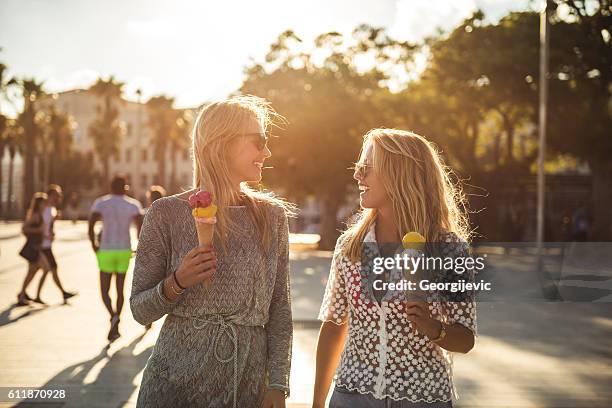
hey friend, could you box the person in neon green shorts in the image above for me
[89,175,144,342]
[96,250,133,274]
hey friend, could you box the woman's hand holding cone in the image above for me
[175,245,217,288]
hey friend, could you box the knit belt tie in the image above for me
[192,314,238,408]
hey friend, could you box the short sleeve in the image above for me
[437,232,478,336]
[132,200,144,216]
[318,237,349,325]
[90,198,101,215]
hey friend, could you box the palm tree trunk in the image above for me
[23,139,35,212]
[8,152,15,217]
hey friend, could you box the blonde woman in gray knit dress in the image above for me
[130,96,293,408]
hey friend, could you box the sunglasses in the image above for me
[236,132,269,151]
[348,161,373,178]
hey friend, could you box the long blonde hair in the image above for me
[343,128,470,261]
[192,95,295,250]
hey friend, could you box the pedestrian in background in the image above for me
[34,184,77,305]
[17,192,48,306]
[145,185,166,213]
[89,175,144,342]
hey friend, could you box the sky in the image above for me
[1,0,532,110]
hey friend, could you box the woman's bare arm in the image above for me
[312,321,348,408]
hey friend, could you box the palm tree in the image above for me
[168,110,192,192]
[44,105,75,185]
[89,76,125,186]
[0,114,7,217]
[0,61,18,216]
[18,78,45,211]
[146,95,176,188]
[5,119,20,217]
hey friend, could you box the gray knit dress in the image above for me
[130,194,292,408]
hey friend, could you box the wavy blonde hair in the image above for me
[343,128,470,261]
[192,95,295,251]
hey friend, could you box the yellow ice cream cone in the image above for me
[402,231,426,250]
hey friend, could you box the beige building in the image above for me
[38,89,195,203]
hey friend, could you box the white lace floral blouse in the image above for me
[318,224,477,403]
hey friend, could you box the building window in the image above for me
[142,149,148,161]
[183,149,190,160]
[127,123,133,137]
[126,149,131,163]
[141,174,147,188]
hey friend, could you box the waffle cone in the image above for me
[195,220,215,289]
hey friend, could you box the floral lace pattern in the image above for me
[318,225,477,403]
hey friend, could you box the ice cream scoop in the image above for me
[189,190,213,208]
[402,231,426,249]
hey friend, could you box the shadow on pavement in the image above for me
[454,302,612,407]
[0,304,51,328]
[11,332,153,408]
[477,302,612,360]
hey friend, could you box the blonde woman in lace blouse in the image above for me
[130,96,293,408]
[313,129,477,408]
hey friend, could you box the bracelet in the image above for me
[168,276,185,296]
[267,386,289,399]
[173,270,186,290]
[431,321,447,343]
[168,279,184,296]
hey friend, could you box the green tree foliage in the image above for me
[146,95,178,189]
[0,61,18,215]
[2,118,19,217]
[242,5,611,242]
[241,27,417,248]
[415,11,539,175]
[41,105,95,193]
[17,79,45,212]
[168,109,192,192]
[89,76,125,186]
[546,0,612,239]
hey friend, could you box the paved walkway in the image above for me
[0,221,611,407]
